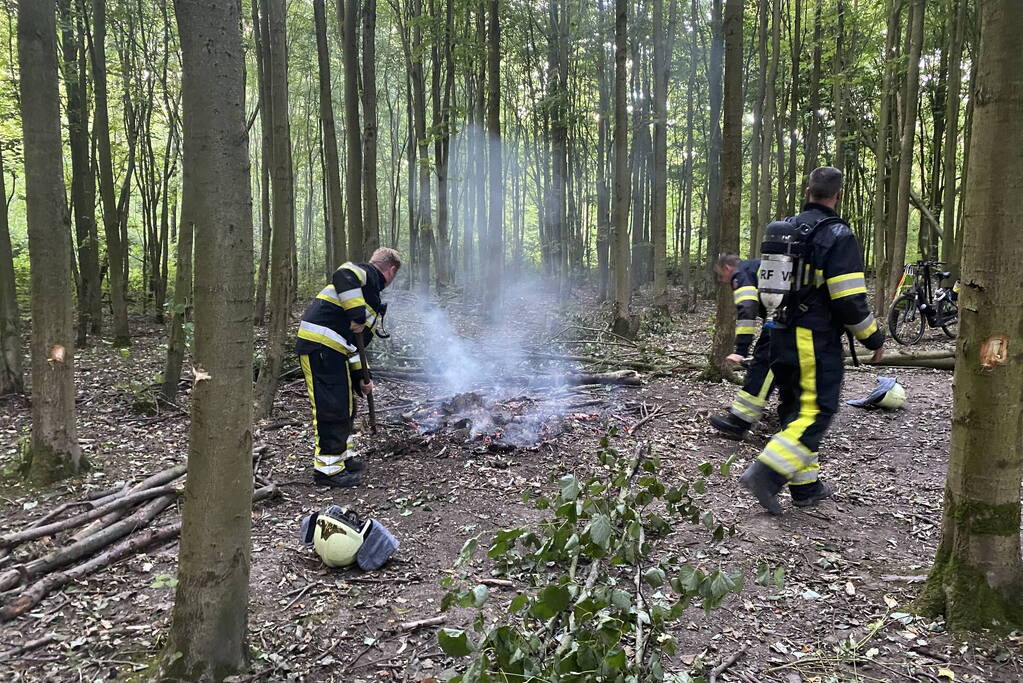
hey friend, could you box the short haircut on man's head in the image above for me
[716,253,741,269]
[807,166,843,200]
[370,247,402,271]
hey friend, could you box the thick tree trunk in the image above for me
[339,0,364,260]
[917,0,1023,631]
[91,0,130,347]
[314,0,347,271]
[610,0,631,336]
[18,0,84,483]
[161,0,254,677]
[887,0,925,310]
[59,0,101,344]
[0,143,22,396]
[706,0,743,380]
[254,0,296,420]
[362,0,380,256]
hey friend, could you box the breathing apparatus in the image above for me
[758,217,844,329]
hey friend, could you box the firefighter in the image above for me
[295,248,402,488]
[709,253,775,440]
[739,167,884,514]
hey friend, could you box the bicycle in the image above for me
[887,260,959,345]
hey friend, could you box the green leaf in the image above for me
[509,593,529,613]
[755,562,771,586]
[455,537,478,568]
[588,514,612,551]
[604,648,627,670]
[693,478,707,494]
[720,453,738,476]
[560,475,581,501]
[773,566,786,587]
[611,589,632,611]
[438,628,473,657]
[698,461,713,476]
[472,584,490,607]
[643,567,666,588]
[529,584,571,620]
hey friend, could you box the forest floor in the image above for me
[0,281,1020,683]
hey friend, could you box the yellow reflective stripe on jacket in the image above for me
[297,321,357,355]
[826,272,867,299]
[733,286,758,304]
[735,321,757,336]
[316,285,343,307]
[846,313,879,341]
[340,262,368,285]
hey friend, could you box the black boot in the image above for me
[709,412,751,440]
[739,461,786,515]
[791,480,833,507]
[313,469,362,488]
[343,457,365,474]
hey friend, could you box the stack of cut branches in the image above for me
[0,462,279,621]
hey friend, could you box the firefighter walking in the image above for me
[709,253,775,440]
[739,167,884,514]
[295,248,402,488]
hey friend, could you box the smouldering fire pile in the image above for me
[402,390,599,450]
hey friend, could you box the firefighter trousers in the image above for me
[757,326,843,497]
[300,347,360,476]
[729,328,775,425]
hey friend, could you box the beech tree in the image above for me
[160,0,255,677]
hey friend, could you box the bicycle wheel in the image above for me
[888,294,925,345]
[937,298,958,339]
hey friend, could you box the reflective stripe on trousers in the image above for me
[300,349,360,476]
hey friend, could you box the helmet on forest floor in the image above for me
[300,505,400,570]
[847,376,906,410]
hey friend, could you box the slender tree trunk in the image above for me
[706,0,743,379]
[940,0,966,271]
[161,209,192,403]
[59,0,101,344]
[253,0,273,325]
[704,0,723,276]
[0,143,22,395]
[917,0,1023,630]
[786,0,802,216]
[749,0,767,255]
[596,39,610,302]
[339,0,364,260]
[872,0,899,311]
[91,0,129,346]
[887,0,925,309]
[758,0,779,228]
[362,0,379,255]
[483,0,503,316]
[651,0,676,310]
[161,0,254,676]
[254,0,295,420]
[804,0,822,176]
[832,0,847,177]
[314,0,347,271]
[611,0,631,335]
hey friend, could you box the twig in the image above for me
[0,635,57,660]
[282,584,314,610]
[395,615,446,632]
[478,578,515,588]
[709,646,748,683]
[628,406,664,435]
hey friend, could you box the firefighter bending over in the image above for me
[739,167,884,514]
[295,248,402,488]
[709,253,775,440]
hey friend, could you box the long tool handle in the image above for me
[354,331,377,434]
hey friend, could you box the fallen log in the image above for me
[848,354,954,370]
[373,367,644,386]
[0,483,278,622]
[0,495,175,592]
[0,485,180,550]
[845,348,953,361]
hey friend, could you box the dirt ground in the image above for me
[0,284,1020,682]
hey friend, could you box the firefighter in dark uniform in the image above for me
[709,254,775,440]
[739,167,884,514]
[295,248,401,487]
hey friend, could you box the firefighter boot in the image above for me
[314,469,362,488]
[709,412,751,440]
[791,480,834,508]
[739,461,785,515]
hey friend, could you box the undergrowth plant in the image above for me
[438,431,747,682]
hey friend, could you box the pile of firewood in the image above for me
[0,461,278,621]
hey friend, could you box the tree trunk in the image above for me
[757,0,779,229]
[362,0,380,256]
[314,0,347,271]
[749,0,767,256]
[339,0,364,261]
[706,0,743,379]
[483,0,503,317]
[161,208,193,403]
[18,0,83,483]
[917,0,1023,631]
[59,0,101,344]
[160,0,254,677]
[705,0,723,275]
[91,0,130,346]
[253,0,273,325]
[0,142,22,396]
[651,0,676,310]
[596,38,610,302]
[940,0,967,272]
[886,0,925,312]
[872,0,900,311]
[804,0,822,176]
[254,0,295,420]
[610,0,631,335]
[785,0,803,216]
[832,0,847,178]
